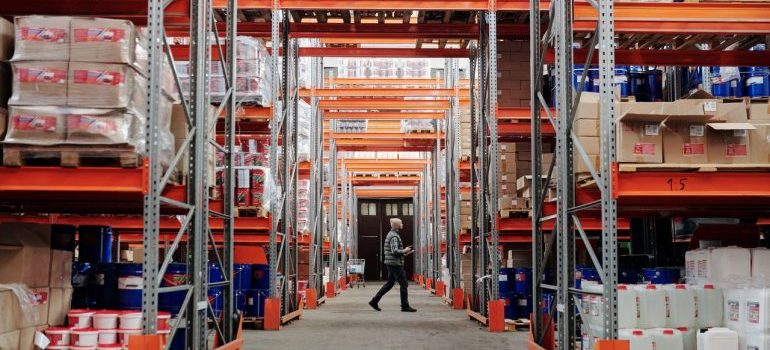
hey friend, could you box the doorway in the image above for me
[356,198,415,281]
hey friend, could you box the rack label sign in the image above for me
[644,124,660,136]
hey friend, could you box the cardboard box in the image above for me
[575,118,600,137]
[70,17,138,65]
[749,102,770,121]
[576,92,600,120]
[4,106,67,145]
[170,104,217,185]
[49,250,73,288]
[616,103,667,163]
[48,287,73,326]
[0,286,49,330]
[662,114,713,164]
[750,122,770,164]
[10,61,69,106]
[0,330,20,350]
[13,16,71,61]
[68,62,146,108]
[18,326,46,350]
[0,223,52,287]
[707,123,755,164]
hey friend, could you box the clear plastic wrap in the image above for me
[401,119,435,133]
[13,16,71,61]
[68,62,147,108]
[10,61,69,106]
[0,284,44,327]
[231,165,275,211]
[296,100,311,162]
[4,106,67,145]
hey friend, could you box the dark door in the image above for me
[357,200,382,281]
[356,198,415,281]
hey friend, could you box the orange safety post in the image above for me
[595,340,630,350]
[412,273,418,281]
[213,317,245,350]
[339,277,347,290]
[263,298,281,331]
[127,335,163,350]
[487,300,505,332]
[426,278,433,291]
[452,288,464,309]
[435,281,445,297]
[326,281,335,299]
[418,275,424,286]
[306,288,318,309]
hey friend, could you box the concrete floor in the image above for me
[243,282,528,350]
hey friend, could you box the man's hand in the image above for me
[403,246,413,254]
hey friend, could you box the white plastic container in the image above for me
[744,288,770,333]
[753,248,770,286]
[649,328,684,350]
[685,250,698,282]
[695,284,724,328]
[696,248,712,283]
[665,284,696,327]
[618,284,638,329]
[70,346,97,350]
[117,329,141,346]
[696,327,739,350]
[582,283,604,328]
[745,332,770,350]
[67,309,95,328]
[636,284,667,329]
[118,312,142,330]
[676,327,696,350]
[97,329,117,345]
[618,329,654,350]
[44,327,71,346]
[48,346,70,350]
[93,311,119,330]
[96,345,123,350]
[724,288,746,332]
[71,328,100,347]
[711,247,751,287]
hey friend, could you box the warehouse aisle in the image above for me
[243,283,527,350]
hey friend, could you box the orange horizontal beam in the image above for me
[355,188,415,198]
[340,158,428,165]
[0,215,271,232]
[327,132,444,140]
[320,99,450,110]
[325,78,469,86]
[324,111,445,120]
[342,164,427,171]
[302,88,464,98]
[120,233,274,244]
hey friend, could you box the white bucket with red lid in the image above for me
[118,311,142,330]
[157,311,171,331]
[71,328,100,347]
[68,309,95,328]
[117,329,141,346]
[97,329,118,345]
[70,346,97,350]
[96,344,123,350]
[93,311,120,329]
[45,326,71,346]
[48,346,70,350]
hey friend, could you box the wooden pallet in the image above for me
[406,129,434,133]
[618,163,770,173]
[235,206,269,218]
[241,317,264,329]
[505,318,531,332]
[3,144,141,168]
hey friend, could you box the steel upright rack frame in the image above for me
[308,43,326,303]
[529,0,619,347]
[142,0,240,347]
[468,9,501,318]
[445,58,463,300]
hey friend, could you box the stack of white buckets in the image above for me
[581,245,770,350]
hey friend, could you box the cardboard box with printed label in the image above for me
[49,250,73,288]
[4,106,67,145]
[707,123,755,164]
[0,330,20,350]
[70,17,139,65]
[18,325,46,350]
[48,287,73,326]
[662,114,713,164]
[749,122,770,164]
[750,102,770,121]
[616,103,667,163]
[67,62,147,108]
[10,61,69,106]
[13,16,71,61]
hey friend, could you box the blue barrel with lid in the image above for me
[244,289,269,317]
[745,67,770,98]
[71,262,91,309]
[504,291,520,320]
[514,267,533,297]
[499,268,515,296]
[116,263,143,310]
[160,263,187,316]
[78,225,113,263]
[629,66,649,101]
[208,262,225,318]
[253,264,270,290]
[234,264,253,291]
[93,263,118,308]
[646,69,663,101]
[642,267,681,284]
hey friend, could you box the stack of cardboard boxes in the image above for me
[0,223,74,350]
[497,40,531,108]
[498,142,554,213]
[574,91,769,171]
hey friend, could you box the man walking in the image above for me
[369,218,417,312]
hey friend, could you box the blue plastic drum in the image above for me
[208,263,225,318]
[746,68,770,98]
[78,226,113,263]
[244,289,269,317]
[252,264,270,290]
[160,263,187,316]
[514,267,533,297]
[504,292,520,320]
[646,69,663,101]
[117,263,143,310]
[93,263,118,309]
[642,267,681,284]
[71,262,91,309]
[234,264,253,291]
[499,268,515,296]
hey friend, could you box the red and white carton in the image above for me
[44,326,71,346]
[70,346,97,350]
[157,311,171,331]
[71,328,100,347]
[93,311,120,330]
[68,310,95,328]
[97,329,118,345]
[118,311,142,330]
[96,344,123,350]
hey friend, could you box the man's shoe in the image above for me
[369,301,381,311]
[401,307,417,312]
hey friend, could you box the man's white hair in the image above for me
[390,218,402,228]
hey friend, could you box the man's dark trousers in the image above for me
[371,264,410,308]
